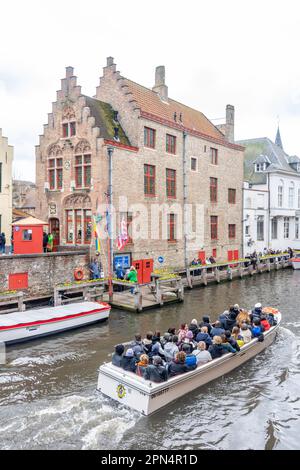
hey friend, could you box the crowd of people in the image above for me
[111,303,278,383]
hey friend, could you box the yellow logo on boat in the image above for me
[117,384,126,399]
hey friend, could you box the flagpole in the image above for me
[107,146,114,298]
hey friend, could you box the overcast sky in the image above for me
[1,0,300,181]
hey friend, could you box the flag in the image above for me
[117,216,129,251]
[93,216,101,253]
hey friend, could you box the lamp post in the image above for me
[107,146,114,298]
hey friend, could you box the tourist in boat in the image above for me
[143,356,168,383]
[167,351,191,377]
[240,323,252,344]
[179,330,196,353]
[177,323,189,343]
[150,335,166,359]
[188,319,199,338]
[192,341,212,365]
[219,311,230,330]
[210,321,225,338]
[112,344,125,367]
[208,336,226,359]
[121,348,137,372]
[199,315,213,335]
[251,303,263,321]
[182,343,197,368]
[167,327,176,337]
[251,319,264,338]
[231,326,245,347]
[131,334,145,359]
[224,331,240,352]
[136,354,149,377]
[142,332,153,355]
[195,326,213,349]
[236,310,251,327]
[164,335,179,362]
[260,316,271,331]
[161,332,171,347]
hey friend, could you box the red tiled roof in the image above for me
[123,79,225,141]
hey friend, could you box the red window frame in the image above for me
[210,177,218,203]
[144,127,156,149]
[210,216,218,240]
[75,209,82,244]
[166,134,176,154]
[228,188,236,204]
[75,154,91,188]
[62,122,76,138]
[144,164,156,196]
[210,147,218,165]
[228,224,236,239]
[166,169,176,198]
[66,210,73,244]
[212,248,217,258]
[168,213,176,242]
[84,210,92,244]
[62,123,69,138]
[48,158,63,190]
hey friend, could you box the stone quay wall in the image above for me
[0,251,89,299]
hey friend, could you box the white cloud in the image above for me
[1,0,300,180]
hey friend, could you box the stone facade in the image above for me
[35,59,244,273]
[0,251,89,298]
[0,129,13,242]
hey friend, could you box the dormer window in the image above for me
[62,122,76,138]
[255,162,267,172]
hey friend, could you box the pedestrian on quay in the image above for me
[126,265,138,294]
[89,258,100,280]
[0,232,6,254]
[43,231,48,253]
[47,232,54,252]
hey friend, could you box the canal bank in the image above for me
[0,269,300,449]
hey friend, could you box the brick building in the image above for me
[35,58,244,276]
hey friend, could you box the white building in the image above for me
[239,129,300,255]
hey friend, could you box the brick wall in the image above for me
[0,251,89,299]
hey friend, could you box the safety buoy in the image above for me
[74,268,84,281]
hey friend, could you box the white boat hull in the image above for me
[97,314,281,415]
[292,261,300,270]
[0,302,111,345]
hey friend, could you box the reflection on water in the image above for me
[0,270,300,449]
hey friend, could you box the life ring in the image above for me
[74,268,84,281]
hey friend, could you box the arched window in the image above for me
[48,145,63,190]
[288,181,295,208]
[278,180,284,207]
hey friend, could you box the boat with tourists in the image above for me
[0,301,111,345]
[97,309,281,415]
[290,254,300,270]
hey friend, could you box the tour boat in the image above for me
[97,311,281,416]
[290,256,300,270]
[0,301,111,345]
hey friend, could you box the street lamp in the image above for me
[107,146,114,297]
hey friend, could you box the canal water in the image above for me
[0,269,300,450]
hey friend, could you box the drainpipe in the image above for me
[107,146,114,297]
[182,131,188,269]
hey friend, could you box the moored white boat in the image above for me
[97,312,281,416]
[0,301,111,345]
[290,257,300,270]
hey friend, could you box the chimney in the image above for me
[107,56,114,67]
[153,65,168,101]
[225,104,235,143]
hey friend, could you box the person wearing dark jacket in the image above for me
[188,319,199,338]
[143,356,168,383]
[224,330,240,352]
[210,321,225,338]
[195,326,213,349]
[121,348,137,372]
[168,351,191,377]
[219,311,230,330]
[112,344,125,367]
[251,303,263,321]
[208,336,226,359]
[43,232,48,253]
[199,315,212,336]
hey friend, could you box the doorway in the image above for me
[49,218,60,250]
